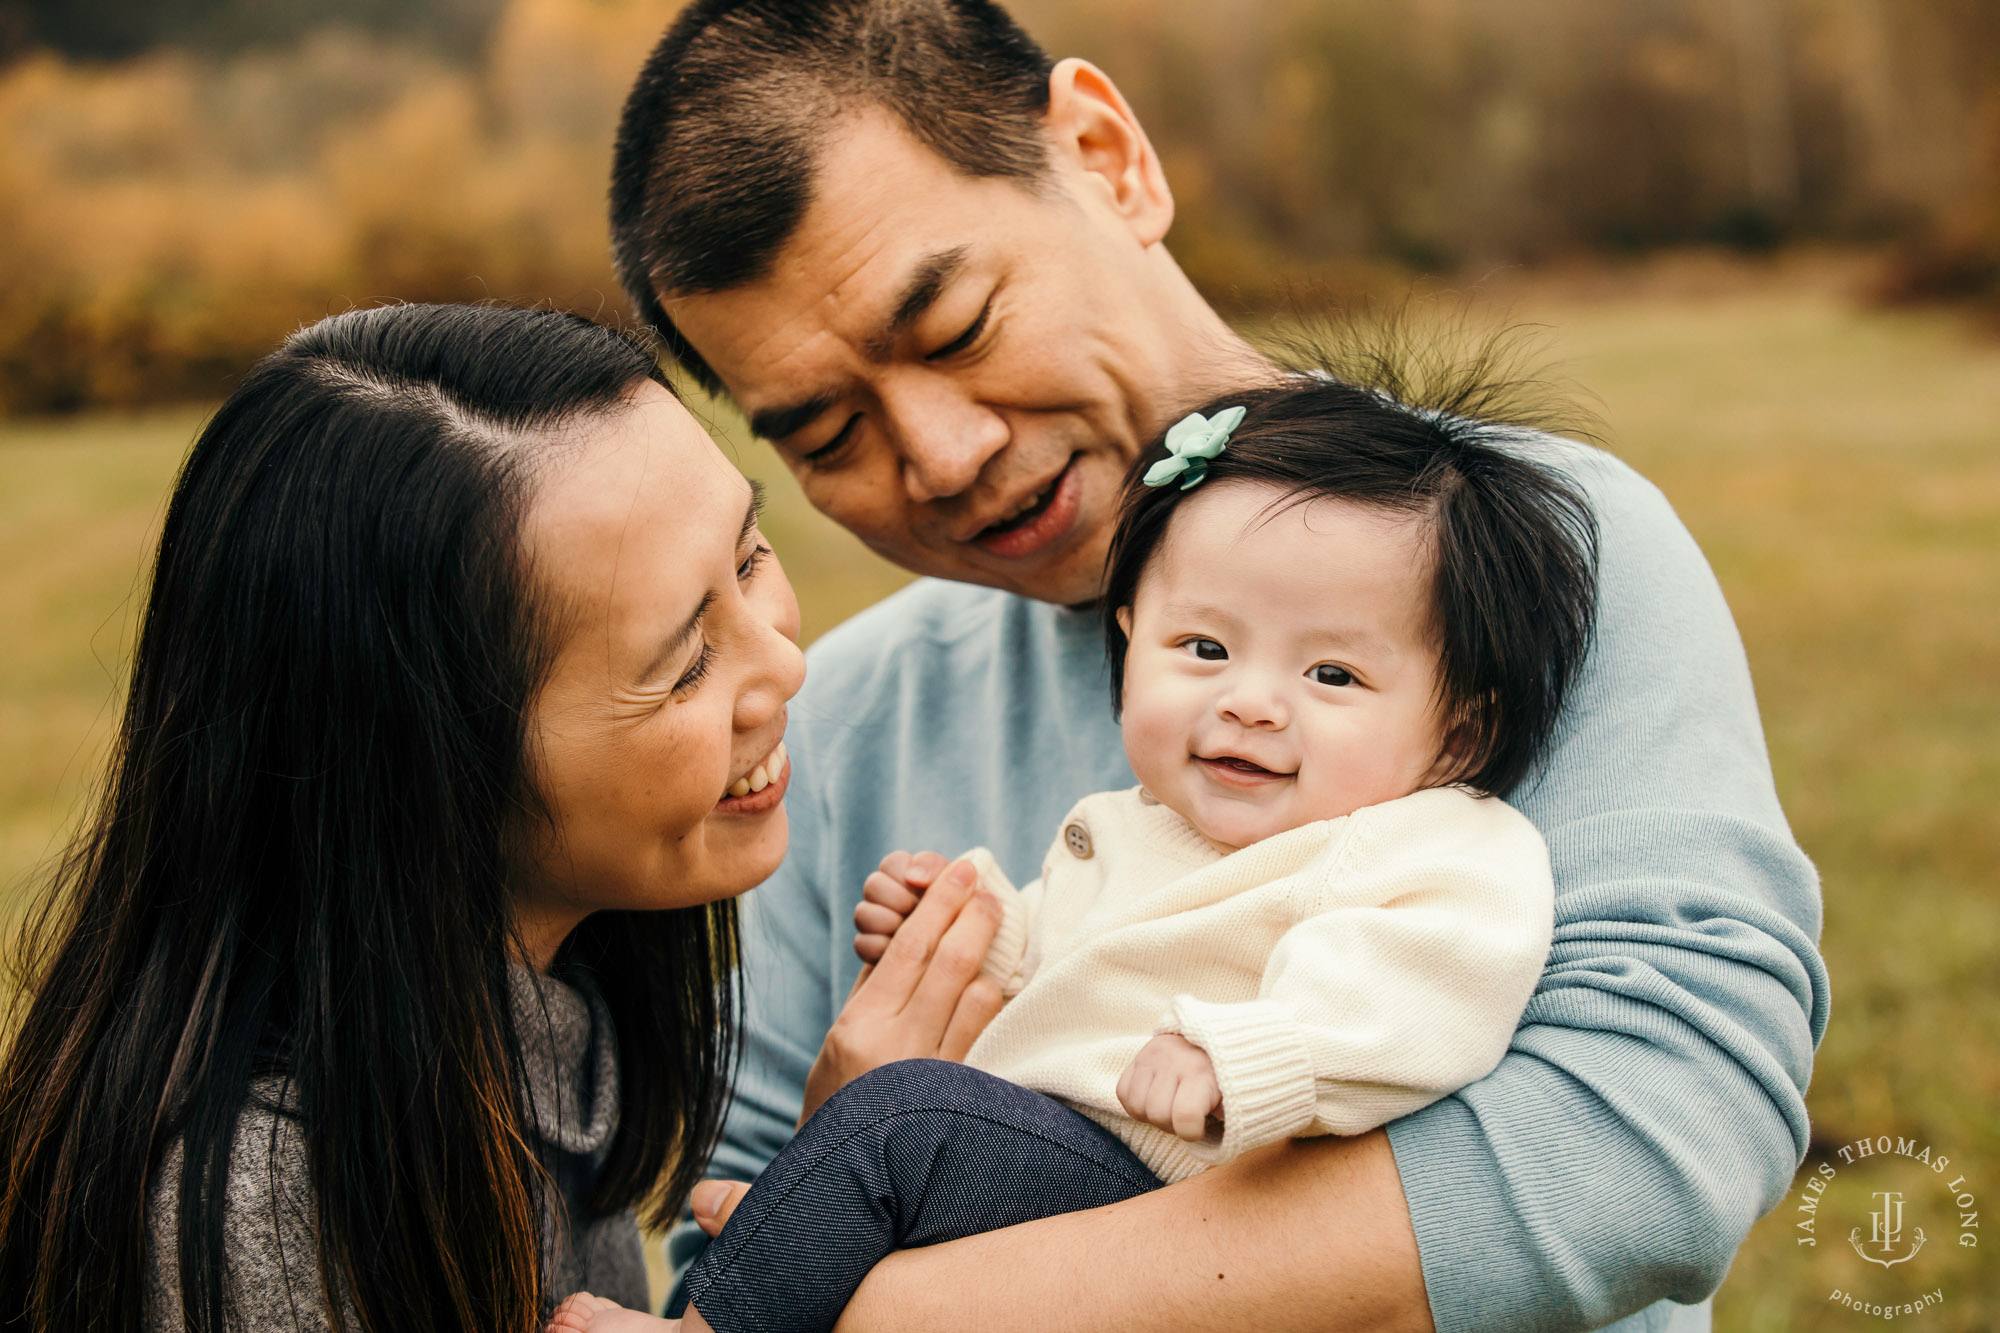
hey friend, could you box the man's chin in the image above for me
[945,549,1111,607]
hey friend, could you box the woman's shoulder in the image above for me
[145,1079,334,1332]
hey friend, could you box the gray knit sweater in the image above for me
[143,968,650,1329]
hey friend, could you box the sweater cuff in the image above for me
[1160,997,1318,1164]
[960,848,1032,997]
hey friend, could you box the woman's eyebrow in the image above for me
[740,481,766,543]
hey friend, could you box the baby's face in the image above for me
[1118,482,1449,853]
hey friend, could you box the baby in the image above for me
[552,375,1598,1333]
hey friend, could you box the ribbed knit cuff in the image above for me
[1160,997,1317,1163]
[960,847,1032,997]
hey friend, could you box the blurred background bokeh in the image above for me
[0,1,1994,1327]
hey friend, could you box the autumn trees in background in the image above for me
[0,0,1994,413]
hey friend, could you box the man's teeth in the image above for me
[1005,489,1048,521]
[726,739,788,799]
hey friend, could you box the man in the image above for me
[609,3,1828,1330]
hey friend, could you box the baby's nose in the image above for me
[1215,679,1290,729]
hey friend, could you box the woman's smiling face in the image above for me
[511,381,805,963]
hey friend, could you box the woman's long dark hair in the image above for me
[0,305,738,1333]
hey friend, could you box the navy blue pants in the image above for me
[681,1059,1164,1333]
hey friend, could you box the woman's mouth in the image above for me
[716,738,789,814]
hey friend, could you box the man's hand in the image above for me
[1116,1033,1222,1141]
[853,849,951,963]
[800,858,1004,1126]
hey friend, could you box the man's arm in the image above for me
[836,1131,1431,1333]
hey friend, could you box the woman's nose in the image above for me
[735,562,807,730]
[735,629,806,733]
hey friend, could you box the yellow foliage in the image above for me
[0,0,1994,413]
[0,3,686,413]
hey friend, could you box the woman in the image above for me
[0,303,881,1332]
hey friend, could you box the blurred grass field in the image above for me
[1,265,1996,1329]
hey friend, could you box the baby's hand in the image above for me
[1116,1033,1223,1142]
[545,1291,685,1333]
[854,850,951,963]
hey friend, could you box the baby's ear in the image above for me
[1427,706,1489,790]
[1115,605,1134,638]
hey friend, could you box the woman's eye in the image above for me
[673,643,714,695]
[1187,639,1227,661]
[737,543,771,581]
[1311,664,1355,687]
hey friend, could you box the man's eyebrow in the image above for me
[864,245,969,361]
[748,245,972,440]
[748,247,971,441]
[749,391,840,444]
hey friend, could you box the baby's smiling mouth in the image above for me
[1196,753,1296,784]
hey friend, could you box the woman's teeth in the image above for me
[726,739,788,798]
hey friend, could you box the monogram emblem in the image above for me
[1848,1190,1926,1268]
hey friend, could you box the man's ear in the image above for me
[1043,58,1174,247]
[1115,605,1135,638]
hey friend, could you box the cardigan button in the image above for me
[1063,821,1093,859]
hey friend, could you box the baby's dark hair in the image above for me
[1103,378,1600,798]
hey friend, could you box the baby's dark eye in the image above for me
[1311,664,1355,687]
[1188,639,1227,661]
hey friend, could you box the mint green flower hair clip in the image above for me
[1142,405,1247,491]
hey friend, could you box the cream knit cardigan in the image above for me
[963,785,1554,1184]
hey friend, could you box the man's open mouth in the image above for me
[980,481,1061,538]
[969,455,1083,560]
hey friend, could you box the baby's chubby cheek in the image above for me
[1117,692,1191,795]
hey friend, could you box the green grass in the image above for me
[2,273,1995,1328]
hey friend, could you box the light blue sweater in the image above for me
[683,441,1828,1333]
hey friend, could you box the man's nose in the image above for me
[878,373,1009,504]
[1215,674,1290,730]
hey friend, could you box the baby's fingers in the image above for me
[854,900,909,937]
[862,870,920,916]
[1143,1070,1182,1135]
[545,1293,618,1333]
[1170,1073,1214,1141]
[1115,1061,1152,1124]
[901,850,950,888]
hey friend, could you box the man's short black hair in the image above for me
[1103,378,1601,800]
[610,0,1056,393]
